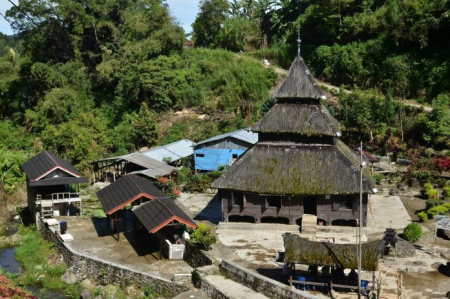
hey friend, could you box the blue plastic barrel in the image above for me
[295,276,306,291]
[361,280,369,295]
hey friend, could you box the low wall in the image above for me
[183,241,213,268]
[36,218,188,296]
[219,260,327,299]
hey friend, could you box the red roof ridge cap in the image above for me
[44,151,59,167]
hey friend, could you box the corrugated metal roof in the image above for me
[130,168,174,179]
[196,129,258,146]
[123,154,174,177]
[141,139,195,163]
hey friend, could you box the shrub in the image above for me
[189,223,217,250]
[426,198,441,209]
[417,211,428,222]
[424,147,435,157]
[427,205,449,218]
[442,186,450,199]
[403,223,423,243]
[427,188,439,199]
[422,182,439,199]
[372,173,384,185]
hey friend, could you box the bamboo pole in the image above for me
[358,141,363,299]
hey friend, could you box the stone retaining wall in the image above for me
[219,260,327,299]
[36,218,189,296]
[183,241,213,268]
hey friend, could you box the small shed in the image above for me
[22,151,88,219]
[133,198,197,234]
[134,199,197,259]
[92,153,174,183]
[194,129,258,171]
[96,174,196,259]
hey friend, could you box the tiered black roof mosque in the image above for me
[212,35,375,195]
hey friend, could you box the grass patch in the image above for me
[13,225,69,292]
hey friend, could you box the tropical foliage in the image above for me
[189,223,217,250]
[0,0,277,176]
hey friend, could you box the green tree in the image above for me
[132,103,158,149]
[192,0,229,47]
[422,94,450,147]
[216,17,258,51]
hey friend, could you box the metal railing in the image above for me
[35,192,80,201]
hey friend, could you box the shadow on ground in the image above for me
[194,193,221,224]
[124,231,161,259]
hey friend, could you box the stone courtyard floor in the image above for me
[57,216,193,280]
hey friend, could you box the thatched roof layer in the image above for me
[251,103,340,136]
[211,139,375,195]
[283,233,383,271]
[273,57,325,100]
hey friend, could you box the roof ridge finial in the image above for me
[297,26,301,57]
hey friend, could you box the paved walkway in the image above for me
[204,275,270,299]
[367,195,412,234]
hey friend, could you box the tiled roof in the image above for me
[133,198,197,234]
[22,151,84,181]
[97,174,167,214]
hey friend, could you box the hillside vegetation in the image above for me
[0,0,449,204]
[192,0,450,162]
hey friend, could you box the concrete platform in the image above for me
[367,195,412,234]
[56,216,193,280]
[177,193,221,224]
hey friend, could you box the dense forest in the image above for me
[0,0,449,201]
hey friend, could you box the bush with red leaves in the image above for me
[436,157,450,172]
[0,275,37,299]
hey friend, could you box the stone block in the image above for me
[61,270,77,285]
[80,289,92,299]
[441,250,450,260]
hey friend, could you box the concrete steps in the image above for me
[202,275,270,299]
[301,214,317,241]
